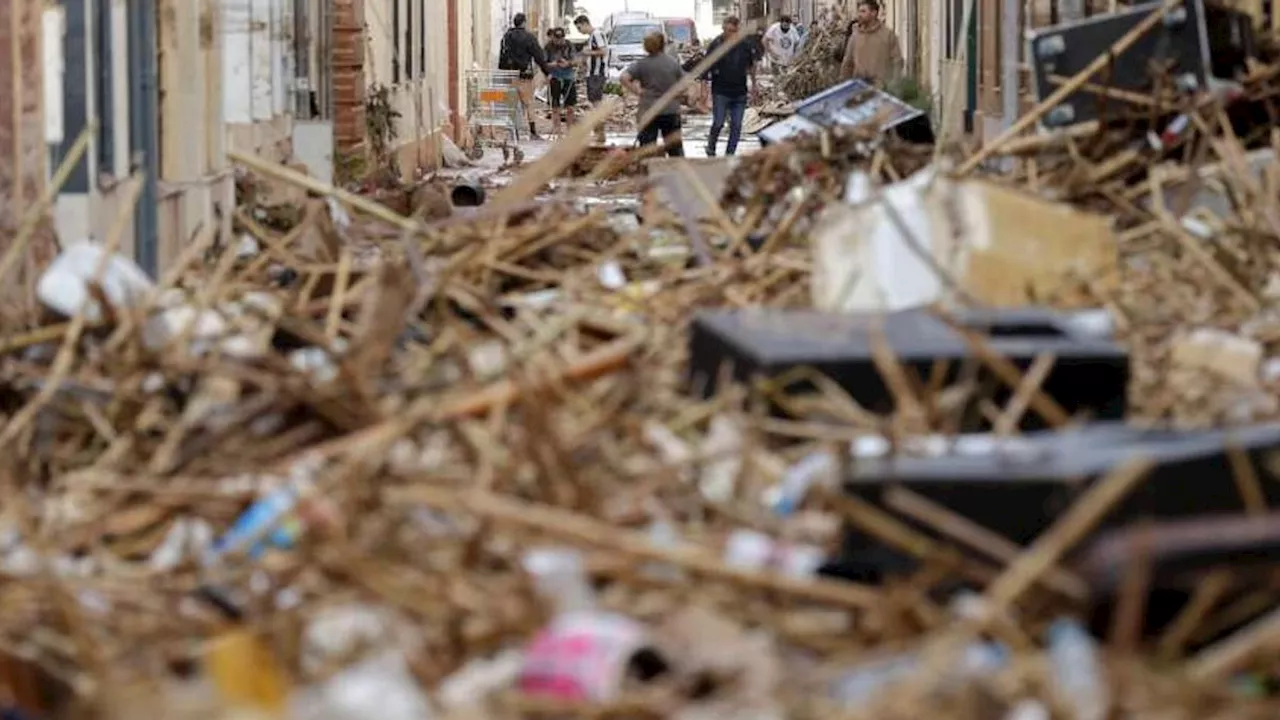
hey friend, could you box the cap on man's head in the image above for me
[780,14,792,22]
[574,14,590,25]
[513,12,527,26]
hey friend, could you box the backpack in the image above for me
[498,29,521,71]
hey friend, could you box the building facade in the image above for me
[333,0,555,180]
[40,0,322,274]
[0,0,54,326]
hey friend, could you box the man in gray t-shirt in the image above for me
[623,52,683,121]
[621,33,686,157]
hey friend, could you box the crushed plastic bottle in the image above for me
[211,484,307,561]
[724,529,825,578]
[522,547,596,614]
[518,610,652,703]
[208,457,327,563]
[829,642,1008,706]
[764,450,837,516]
[1046,618,1109,720]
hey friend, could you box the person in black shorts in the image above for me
[544,27,578,135]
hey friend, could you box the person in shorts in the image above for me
[498,12,550,139]
[543,28,577,135]
[574,14,608,142]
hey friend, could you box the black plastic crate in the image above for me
[758,78,935,146]
[687,307,1128,431]
[828,422,1280,583]
[1027,0,1211,128]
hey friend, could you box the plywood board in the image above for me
[645,157,736,222]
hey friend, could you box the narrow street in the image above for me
[12,1,1280,716]
[444,108,762,191]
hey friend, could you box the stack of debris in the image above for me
[5,0,1280,718]
[773,7,852,102]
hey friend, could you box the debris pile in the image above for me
[6,2,1280,718]
[774,8,852,102]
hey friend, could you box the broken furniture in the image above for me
[757,79,935,146]
[1079,513,1280,647]
[688,307,1127,431]
[830,422,1280,583]
[1027,0,1256,128]
[811,169,1120,313]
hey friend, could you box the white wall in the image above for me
[223,0,295,160]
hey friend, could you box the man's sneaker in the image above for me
[705,148,716,157]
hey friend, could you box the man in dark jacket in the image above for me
[702,16,756,157]
[499,13,550,139]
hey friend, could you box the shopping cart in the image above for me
[465,68,524,163]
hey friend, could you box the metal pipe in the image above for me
[127,0,159,276]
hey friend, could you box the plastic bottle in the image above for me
[829,642,1007,706]
[1046,618,1109,720]
[211,479,314,562]
[522,547,596,614]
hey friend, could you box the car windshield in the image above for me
[666,24,692,42]
[611,23,662,45]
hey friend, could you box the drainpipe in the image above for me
[127,0,160,277]
[447,0,460,142]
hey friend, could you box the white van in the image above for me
[607,17,667,70]
[601,11,653,37]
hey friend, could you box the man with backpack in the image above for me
[499,13,551,139]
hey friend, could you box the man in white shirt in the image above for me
[574,14,609,142]
[763,14,801,71]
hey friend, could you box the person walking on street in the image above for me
[840,0,903,86]
[574,14,609,142]
[499,13,551,140]
[620,32,685,157]
[702,16,756,157]
[747,27,766,67]
[764,15,801,74]
[543,28,577,136]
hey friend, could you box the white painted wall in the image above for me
[223,0,295,159]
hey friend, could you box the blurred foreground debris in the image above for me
[9,0,1280,717]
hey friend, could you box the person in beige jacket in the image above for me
[840,0,904,86]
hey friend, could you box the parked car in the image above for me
[661,17,699,50]
[607,18,668,69]
[601,11,653,38]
